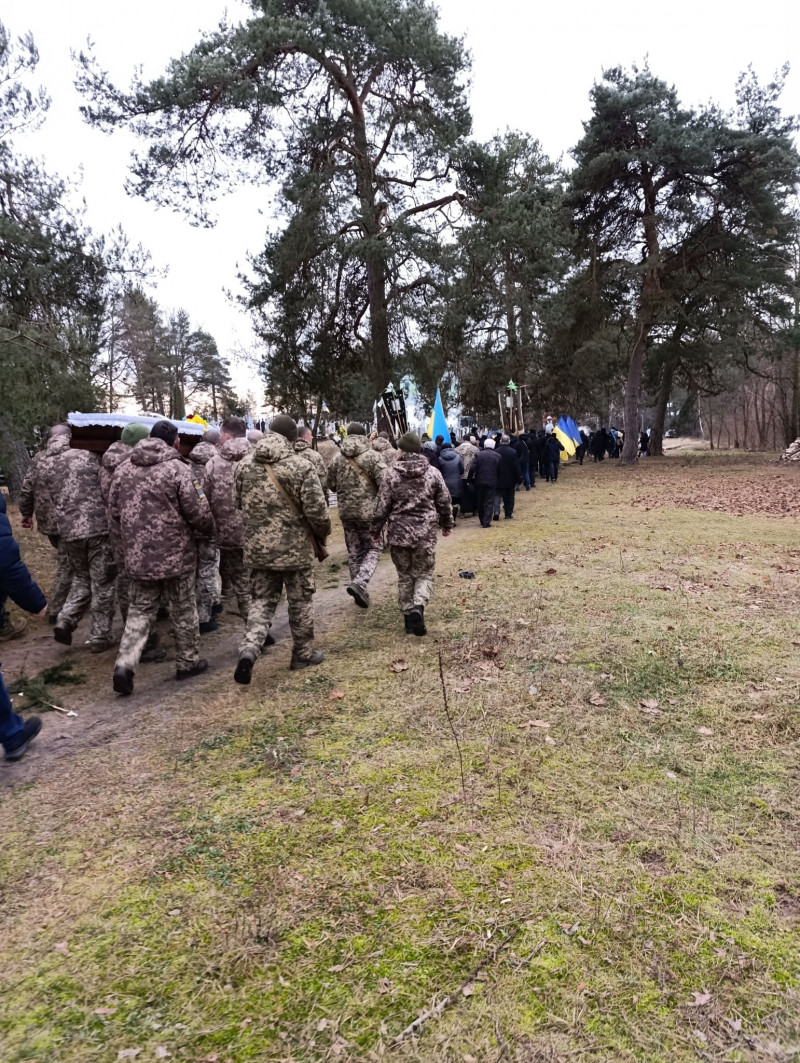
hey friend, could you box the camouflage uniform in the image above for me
[18,436,74,619]
[109,437,214,673]
[188,441,221,623]
[205,437,252,618]
[99,441,134,621]
[328,435,386,594]
[51,447,116,644]
[294,439,329,497]
[371,454,453,613]
[455,441,479,478]
[371,436,400,467]
[235,432,331,661]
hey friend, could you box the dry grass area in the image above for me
[2,453,800,1063]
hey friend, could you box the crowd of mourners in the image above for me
[0,412,627,763]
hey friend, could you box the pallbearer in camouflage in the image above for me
[233,416,331,684]
[294,427,329,499]
[49,438,117,651]
[188,434,222,632]
[327,423,386,609]
[108,421,214,696]
[18,426,74,621]
[204,417,252,619]
[370,432,453,636]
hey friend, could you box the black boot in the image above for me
[404,612,413,634]
[234,654,255,685]
[408,606,426,637]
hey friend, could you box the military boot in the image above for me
[234,653,256,685]
[290,649,324,671]
[0,616,27,642]
[346,583,370,609]
[407,606,426,637]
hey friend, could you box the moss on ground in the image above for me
[2,454,800,1061]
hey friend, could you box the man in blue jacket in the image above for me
[0,495,47,760]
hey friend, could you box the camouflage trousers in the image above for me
[389,543,437,613]
[116,574,199,673]
[195,541,221,623]
[342,520,381,590]
[219,548,251,619]
[46,534,73,620]
[241,567,315,661]
[58,535,117,643]
[116,570,130,623]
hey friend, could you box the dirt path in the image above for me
[0,503,498,790]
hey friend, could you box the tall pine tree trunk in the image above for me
[648,354,677,457]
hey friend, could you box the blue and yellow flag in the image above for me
[554,418,576,460]
[426,388,450,442]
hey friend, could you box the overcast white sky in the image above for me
[9,0,800,392]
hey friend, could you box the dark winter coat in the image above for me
[468,448,502,488]
[422,442,441,472]
[437,446,464,499]
[0,494,47,614]
[510,437,529,468]
[544,435,564,463]
[525,433,541,464]
[496,444,523,489]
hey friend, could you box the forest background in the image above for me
[2,0,800,481]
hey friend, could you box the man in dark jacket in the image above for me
[525,432,540,487]
[495,435,523,519]
[509,432,530,490]
[1,495,47,761]
[543,432,564,482]
[108,420,214,696]
[437,442,464,519]
[467,438,502,528]
[422,439,441,472]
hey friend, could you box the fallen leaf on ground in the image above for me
[545,568,557,575]
[589,692,606,706]
[528,684,539,696]
[154,1050,170,1060]
[697,726,713,736]
[54,942,70,955]
[93,1007,117,1016]
[316,1018,329,1032]
[544,735,556,746]
[640,698,659,710]
[117,1052,140,1061]
[599,672,614,680]
[329,689,346,701]
[520,719,551,729]
[687,991,713,1007]
[390,659,408,672]
[554,653,569,664]
[378,977,392,994]
[327,964,346,973]
[461,982,475,997]
[482,646,498,658]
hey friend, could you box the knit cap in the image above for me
[270,415,298,441]
[120,422,151,446]
[398,432,422,454]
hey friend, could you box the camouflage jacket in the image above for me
[235,432,331,570]
[51,446,109,542]
[455,441,479,478]
[371,436,399,467]
[327,435,387,523]
[187,441,218,540]
[98,442,132,507]
[294,439,329,496]
[204,437,251,550]
[108,437,214,580]
[371,453,454,547]
[18,436,71,535]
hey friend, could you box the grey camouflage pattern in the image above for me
[235,432,331,570]
[219,547,250,618]
[196,539,220,623]
[98,442,132,506]
[108,438,213,581]
[390,544,437,612]
[294,439,329,495]
[327,435,386,522]
[204,437,251,549]
[47,534,73,619]
[342,520,381,590]
[371,436,400,467]
[51,447,108,542]
[241,566,315,660]
[455,441,479,477]
[18,436,72,535]
[57,535,117,642]
[116,574,199,673]
[370,454,453,547]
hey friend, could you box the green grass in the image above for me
[2,454,800,1061]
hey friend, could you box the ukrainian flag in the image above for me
[554,417,576,460]
[426,388,450,442]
